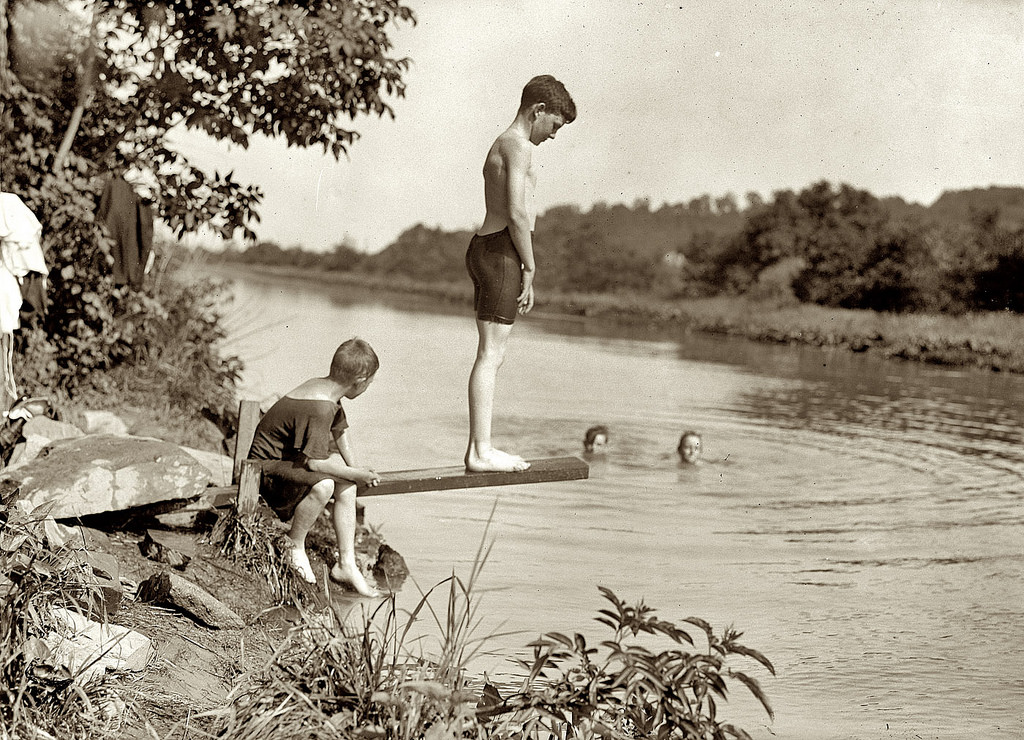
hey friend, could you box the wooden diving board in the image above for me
[359,456,589,497]
[220,456,590,514]
[228,399,589,513]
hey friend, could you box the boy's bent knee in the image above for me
[309,478,334,504]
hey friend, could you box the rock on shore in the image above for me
[1,434,218,519]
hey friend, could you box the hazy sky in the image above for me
[174,0,1024,253]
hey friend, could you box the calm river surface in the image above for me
[213,271,1024,740]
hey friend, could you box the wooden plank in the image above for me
[232,400,261,483]
[220,449,588,510]
[359,456,589,497]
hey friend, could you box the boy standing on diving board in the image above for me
[465,75,576,473]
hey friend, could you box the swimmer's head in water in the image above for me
[584,424,609,453]
[678,431,702,464]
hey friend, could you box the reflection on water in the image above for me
[214,272,1024,740]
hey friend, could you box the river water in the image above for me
[213,271,1024,739]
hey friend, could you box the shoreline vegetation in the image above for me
[211,263,1024,375]
[1,496,776,740]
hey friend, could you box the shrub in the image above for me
[972,230,1024,312]
[14,245,242,423]
[484,587,774,740]
[745,256,804,305]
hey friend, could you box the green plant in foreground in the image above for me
[483,586,775,740]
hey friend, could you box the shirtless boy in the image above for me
[247,338,381,596]
[465,75,576,473]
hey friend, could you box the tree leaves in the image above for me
[205,8,238,42]
[5,0,416,244]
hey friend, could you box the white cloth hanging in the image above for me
[0,192,46,276]
[0,193,47,405]
[0,192,47,333]
[0,269,20,334]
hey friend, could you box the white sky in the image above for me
[173,0,1024,253]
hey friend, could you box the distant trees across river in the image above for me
[203,182,1024,315]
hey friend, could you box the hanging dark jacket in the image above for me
[97,176,153,289]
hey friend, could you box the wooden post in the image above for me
[236,460,262,517]
[232,400,261,484]
[233,400,263,515]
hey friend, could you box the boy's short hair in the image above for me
[330,338,379,382]
[520,75,577,123]
[584,424,609,450]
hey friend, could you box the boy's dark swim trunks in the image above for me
[466,227,521,325]
[247,397,348,521]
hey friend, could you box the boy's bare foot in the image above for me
[330,561,381,597]
[287,545,316,584]
[465,447,531,473]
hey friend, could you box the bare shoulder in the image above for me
[494,128,531,160]
[286,377,332,401]
[493,131,531,176]
[484,130,528,181]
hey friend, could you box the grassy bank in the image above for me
[212,263,1024,375]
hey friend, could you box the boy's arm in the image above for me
[503,138,536,312]
[307,429,379,486]
[333,428,358,467]
[306,452,380,487]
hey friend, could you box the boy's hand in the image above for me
[352,468,380,487]
[518,269,535,314]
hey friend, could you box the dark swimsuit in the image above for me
[247,397,348,521]
[465,227,521,325]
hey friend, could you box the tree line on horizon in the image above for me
[206,182,1024,315]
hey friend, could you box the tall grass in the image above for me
[0,504,124,740]
[684,294,1024,347]
[210,506,303,605]
[209,504,505,740]
[207,572,490,740]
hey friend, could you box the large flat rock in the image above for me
[1,434,211,519]
[180,446,234,487]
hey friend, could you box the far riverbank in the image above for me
[207,263,1024,375]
